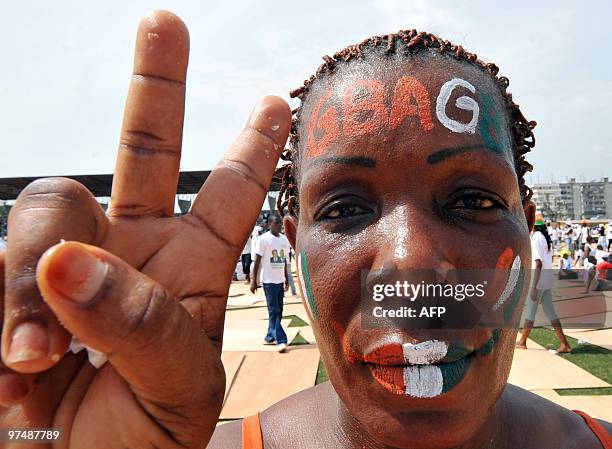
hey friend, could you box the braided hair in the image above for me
[275,29,536,217]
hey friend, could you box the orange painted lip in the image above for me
[353,342,472,366]
[369,364,406,395]
[363,343,405,366]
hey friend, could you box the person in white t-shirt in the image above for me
[516,222,571,353]
[241,234,253,283]
[550,225,559,250]
[249,224,263,285]
[573,247,584,267]
[595,245,611,265]
[250,215,290,352]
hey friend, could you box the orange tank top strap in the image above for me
[242,412,264,449]
[574,410,612,448]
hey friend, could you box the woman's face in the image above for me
[284,52,535,448]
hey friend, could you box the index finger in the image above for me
[108,10,189,218]
[188,96,291,252]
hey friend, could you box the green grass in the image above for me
[316,357,329,384]
[525,327,612,395]
[556,387,612,396]
[283,315,310,327]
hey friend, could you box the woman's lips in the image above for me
[361,340,470,366]
[354,332,500,398]
[363,340,450,366]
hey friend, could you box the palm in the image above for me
[104,215,235,340]
[0,10,290,449]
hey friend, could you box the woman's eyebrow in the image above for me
[426,144,490,165]
[310,156,377,168]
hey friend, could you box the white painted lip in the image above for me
[404,365,444,397]
[403,340,448,365]
[362,339,450,367]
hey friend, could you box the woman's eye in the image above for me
[449,195,501,210]
[323,204,368,219]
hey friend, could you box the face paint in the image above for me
[307,90,340,158]
[478,90,511,155]
[359,333,499,398]
[492,248,522,311]
[297,250,319,319]
[342,79,388,137]
[495,246,514,270]
[435,78,479,134]
[305,75,495,157]
[389,76,433,131]
[403,340,447,365]
[503,268,525,323]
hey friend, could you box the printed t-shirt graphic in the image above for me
[254,232,290,284]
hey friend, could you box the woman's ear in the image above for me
[284,214,298,249]
[523,200,536,232]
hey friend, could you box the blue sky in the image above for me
[1,0,611,183]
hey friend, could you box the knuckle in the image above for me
[216,159,265,189]
[123,281,172,350]
[11,178,95,222]
[17,177,88,204]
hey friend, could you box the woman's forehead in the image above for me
[298,52,513,165]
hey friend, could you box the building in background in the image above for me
[532,178,612,220]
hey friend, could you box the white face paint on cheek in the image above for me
[436,78,480,134]
[492,255,521,311]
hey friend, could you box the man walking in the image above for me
[250,215,290,352]
[241,234,252,283]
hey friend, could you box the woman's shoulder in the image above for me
[208,382,334,449]
[504,384,611,447]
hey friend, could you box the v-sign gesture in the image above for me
[0,10,290,449]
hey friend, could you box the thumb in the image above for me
[36,241,224,447]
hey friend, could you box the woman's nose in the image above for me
[374,206,453,272]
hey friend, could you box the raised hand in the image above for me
[0,10,290,449]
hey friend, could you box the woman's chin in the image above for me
[334,359,499,449]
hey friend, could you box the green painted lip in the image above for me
[440,329,501,393]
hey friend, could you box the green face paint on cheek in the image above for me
[298,250,319,319]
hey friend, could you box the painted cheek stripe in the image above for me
[492,255,521,311]
[297,250,319,318]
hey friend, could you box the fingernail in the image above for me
[7,322,49,364]
[45,243,107,303]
